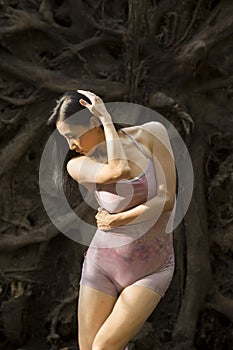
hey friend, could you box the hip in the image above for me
[86,234,175,277]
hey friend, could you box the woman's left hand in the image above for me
[95,207,121,231]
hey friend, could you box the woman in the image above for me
[47,90,176,350]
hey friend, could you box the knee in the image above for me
[78,335,92,350]
[92,344,106,350]
[91,343,109,350]
[92,346,116,350]
[92,339,121,350]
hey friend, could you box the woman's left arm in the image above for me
[96,122,176,230]
[96,186,170,230]
[67,90,131,184]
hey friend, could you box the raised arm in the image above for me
[96,122,176,230]
[67,90,130,184]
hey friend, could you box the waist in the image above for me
[90,210,174,249]
[95,180,157,214]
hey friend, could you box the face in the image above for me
[56,120,103,155]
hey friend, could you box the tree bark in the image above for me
[173,131,212,349]
[125,0,147,101]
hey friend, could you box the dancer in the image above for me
[47,90,176,350]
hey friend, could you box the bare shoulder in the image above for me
[140,121,169,140]
[121,121,171,151]
[122,121,168,136]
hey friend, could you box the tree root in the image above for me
[0,110,23,131]
[0,50,127,98]
[177,109,195,135]
[0,7,70,46]
[125,0,147,101]
[205,287,233,322]
[148,91,195,134]
[206,0,222,26]
[53,35,121,65]
[39,0,55,23]
[172,134,212,349]
[173,0,204,48]
[0,222,59,252]
[0,103,49,178]
[2,266,42,274]
[201,1,233,50]
[0,197,93,252]
[0,215,32,231]
[0,273,45,286]
[165,11,179,48]
[208,151,233,190]
[177,2,233,70]
[195,75,233,92]
[0,8,43,34]
[210,222,233,253]
[67,0,125,37]
[0,92,37,106]
[177,39,207,71]
[46,293,78,345]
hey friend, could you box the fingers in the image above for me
[97,207,108,214]
[95,208,111,230]
[77,89,95,96]
[77,89,96,101]
[77,89,101,104]
[95,210,108,220]
[97,225,109,231]
[79,98,91,107]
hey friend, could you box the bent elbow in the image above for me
[66,159,79,182]
[110,165,131,181]
[66,160,75,179]
[165,194,176,212]
[117,166,131,180]
[158,185,176,211]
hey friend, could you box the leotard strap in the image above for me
[121,129,151,159]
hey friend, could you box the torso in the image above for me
[117,127,149,180]
[84,122,176,202]
[87,122,176,271]
[110,122,173,181]
[118,123,175,190]
[78,110,175,298]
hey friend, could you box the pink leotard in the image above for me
[80,129,175,297]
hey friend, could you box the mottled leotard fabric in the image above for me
[80,129,175,297]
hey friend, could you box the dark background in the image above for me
[0,0,232,349]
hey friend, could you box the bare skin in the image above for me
[78,284,161,350]
[56,90,176,350]
[75,124,174,349]
[95,123,176,230]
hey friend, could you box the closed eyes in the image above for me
[65,133,75,139]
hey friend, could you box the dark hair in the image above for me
[46,91,129,198]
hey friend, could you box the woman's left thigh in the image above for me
[92,285,161,350]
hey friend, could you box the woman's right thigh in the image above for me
[78,284,117,350]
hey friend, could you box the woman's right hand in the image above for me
[95,207,123,230]
[77,90,112,124]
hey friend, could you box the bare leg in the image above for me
[92,285,162,350]
[78,284,117,350]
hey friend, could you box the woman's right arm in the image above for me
[67,155,130,185]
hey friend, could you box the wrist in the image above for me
[109,211,128,229]
[100,114,112,125]
[114,210,134,226]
